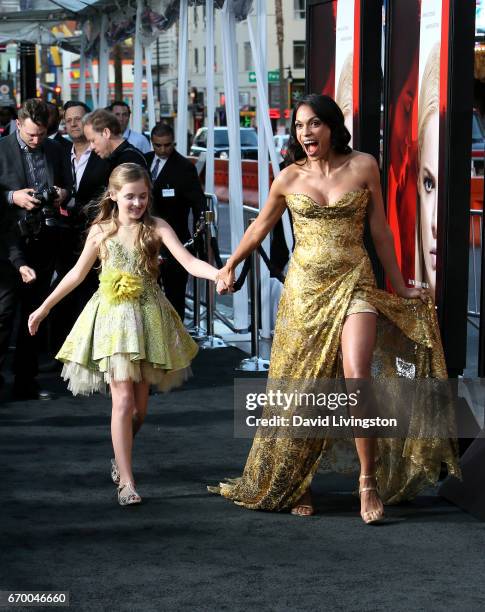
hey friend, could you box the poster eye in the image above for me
[424,176,435,193]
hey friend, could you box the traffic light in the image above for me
[52,84,62,105]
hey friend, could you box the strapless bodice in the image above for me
[285,189,371,275]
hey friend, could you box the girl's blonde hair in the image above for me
[91,163,161,278]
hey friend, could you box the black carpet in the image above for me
[2,347,484,612]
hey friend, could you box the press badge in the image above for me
[162,188,175,198]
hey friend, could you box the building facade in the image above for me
[153,0,306,130]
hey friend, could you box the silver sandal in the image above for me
[117,482,142,506]
[111,458,120,485]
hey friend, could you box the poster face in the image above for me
[307,0,361,146]
[385,0,449,302]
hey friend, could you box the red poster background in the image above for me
[385,0,420,290]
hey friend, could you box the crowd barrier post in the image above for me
[199,209,228,350]
[236,218,270,371]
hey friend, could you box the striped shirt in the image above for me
[8,131,50,205]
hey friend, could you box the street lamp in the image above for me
[285,65,293,115]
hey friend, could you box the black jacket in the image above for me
[62,145,110,209]
[145,150,206,243]
[0,132,70,268]
[52,132,73,153]
[107,140,147,175]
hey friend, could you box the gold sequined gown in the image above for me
[56,238,198,396]
[212,189,459,510]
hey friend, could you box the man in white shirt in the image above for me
[108,100,152,154]
[63,101,109,214]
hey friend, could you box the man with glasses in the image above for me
[145,123,206,321]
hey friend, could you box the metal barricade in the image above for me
[236,218,270,371]
[468,208,482,328]
[198,208,228,349]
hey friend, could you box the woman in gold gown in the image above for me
[211,94,459,523]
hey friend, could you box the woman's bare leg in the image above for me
[110,380,136,485]
[341,312,383,521]
[133,381,150,437]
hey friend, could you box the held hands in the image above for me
[215,265,236,295]
[28,305,50,336]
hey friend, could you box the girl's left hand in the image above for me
[28,306,50,336]
[396,286,431,303]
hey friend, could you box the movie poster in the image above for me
[385,0,450,301]
[307,0,362,146]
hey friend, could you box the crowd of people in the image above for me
[0,97,206,401]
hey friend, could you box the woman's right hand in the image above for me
[217,264,236,293]
[28,306,50,336]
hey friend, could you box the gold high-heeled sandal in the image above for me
[359,474,385,524]
[117,482,142,506]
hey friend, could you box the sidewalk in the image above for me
[2,347,484,611]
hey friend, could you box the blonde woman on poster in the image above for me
[415,43,440,300]
[335,52,354,143]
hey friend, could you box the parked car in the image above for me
[190,127,259,160]
[274,134,290,163]
[472,110,485,176]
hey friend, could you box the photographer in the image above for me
[0,98,70,400]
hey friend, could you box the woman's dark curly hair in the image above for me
[285,94,352,165]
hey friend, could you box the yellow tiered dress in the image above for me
[211,189,459,510]
[56,238,198,396]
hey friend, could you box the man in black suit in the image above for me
[46,101,111,356]
[145,123,206,320]
[47,102,72,153]
[0,98,70,399]
[61,101,110,228]
[83,109,147,174]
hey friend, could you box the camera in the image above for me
[17,186,65,237]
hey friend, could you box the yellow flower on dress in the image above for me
[99,269,143,304]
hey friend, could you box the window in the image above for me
[244,42,252,71]
[203,47,206,69]
[194,129,207,147]
[239,91,250,107]
[194,48,199,73]
[193,6,198,29]
[294,0,306,19]
[240,129,258,146]
[293,41,305,69]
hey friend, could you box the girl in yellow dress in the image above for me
[212,95,459,523]
[28,163,225,506]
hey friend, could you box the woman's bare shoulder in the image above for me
[348,150,379,172]
[274,163,305,190]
